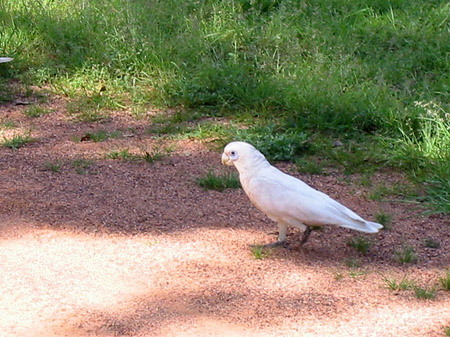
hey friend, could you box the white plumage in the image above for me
[222,141,382,246]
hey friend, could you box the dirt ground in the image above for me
[0,94,449,337]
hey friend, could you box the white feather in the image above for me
[222,141,382,241]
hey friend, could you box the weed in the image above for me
[334,272,344,281]
[413,285,436,300]
[250,245,272,260]
[375,210,392,229]
[344,257,362,269]
[424,237,440,249]
[72,158,93,174]
[106,149,135,161]
[295,157,324,175]
[383,276,415,291]
[80,129,121,142]
[394,244,418,264]
[196,170,241,192]
[23,105,52,118]
[2,134,33,149]
[0,120,17,129]
[142,148,164,164]
[445,326,450,336]
[43,160,63,173]
[347,237,372,255]
[66,95,113,122]
[440,270,450,291]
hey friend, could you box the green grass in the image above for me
[440,270,450,291]
[23,105,52,118]
[424,237,440,249]
[1,133,33,149]
[343,257,362,269]
[43,160,63,173]
[445,326,450,336]
[79,129,121,142]
[375,210,392,229]
[413,285,436,300]
[250,245,272,260]
[2,0,449,212]
[196,170,241,192]
[72,158,93,174]
[106,147,166,163]
[0,120,18,129]
[347,237,372,255]
[394,244,419,264]
[295,157,324,175]
[383,276,415,291]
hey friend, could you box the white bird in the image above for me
[222,141,382,247]
[0,57,13,63]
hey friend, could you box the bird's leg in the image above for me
[299,226,312,245]
[263,223,289,248]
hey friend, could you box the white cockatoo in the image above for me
[222,141,382,246]
[0,57,13,63]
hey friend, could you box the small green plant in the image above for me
[106,148,135,160]
[142,148,164,163]
[250,245,272,260]
[347,237,372,255]
[79,129,121,142]
[424,237,440,249]
[295,157,324,175]
[66,95,113,122]
[383,276,415,291]
[72,158,93,174]
[0,120,17,129]
[196,170,241,192]
[344,257,362,269]
[440,270,450,291]
[394,244,418,264]
[43,160,63,173]
[413,285,436,300]
[369,184,391,201]
[23,105,52,118]
[375,210,392,229]
[444,326,450,336]
[2,134,33,149]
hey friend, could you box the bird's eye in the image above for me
[230,151,236,156]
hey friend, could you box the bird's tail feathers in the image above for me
[340,220,383,233]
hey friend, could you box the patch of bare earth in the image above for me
[0,95,449,337]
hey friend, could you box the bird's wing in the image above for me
[245,167,379,232]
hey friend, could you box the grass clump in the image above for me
[440,270,450,291]
[79,129,121,142]
[394,244,418,264]
[424,237,440,249]
[72,158,93,174]
[250,245,272,260]
[0,120,18,129]
[347,237,372,255]
[23,105,52,118]
[295,157,324,175]
[383,276,415,291]
[196,170,241,192]
[375,210,392,229]
[43,160,63,173]
[2,133,33,149]
[343,257,362,269]
[413,285,436,300]
[445,326,450,336]
[106,147,166,163]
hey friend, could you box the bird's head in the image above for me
[221,141,268,172]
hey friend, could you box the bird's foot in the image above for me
[299,227,312,246]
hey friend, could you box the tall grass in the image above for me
[1,0,448,211]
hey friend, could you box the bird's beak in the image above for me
[221,153,232,166]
